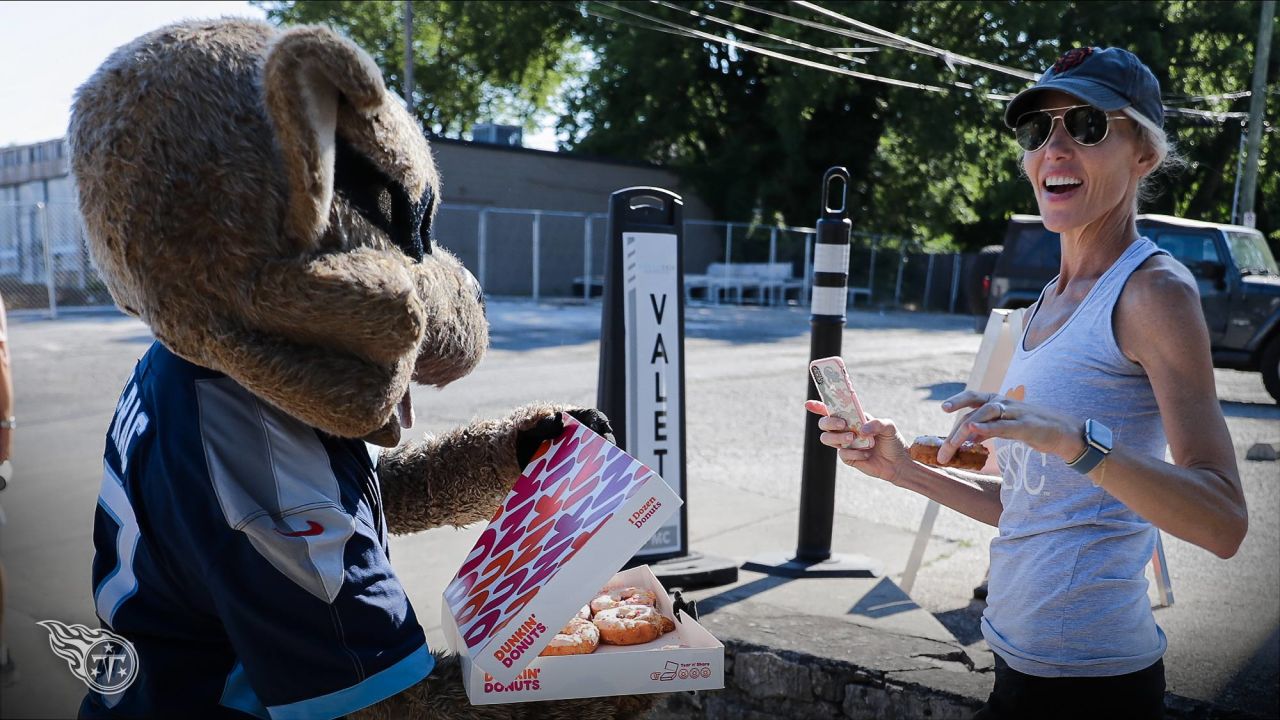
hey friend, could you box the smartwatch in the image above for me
[1066,419,1112,474]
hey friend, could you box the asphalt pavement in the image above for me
[0,300,1276,718]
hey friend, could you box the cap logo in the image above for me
[1052,47,1093,73]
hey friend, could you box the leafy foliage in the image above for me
[567,1,1277,249]
[254,0,586,136]
[256,1,1277,249]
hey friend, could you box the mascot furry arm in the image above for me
[72,18,655,720]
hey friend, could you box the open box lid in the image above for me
[442,412,682,683]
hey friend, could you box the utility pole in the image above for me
[1240,0,1275,228]
[403,1,415,113]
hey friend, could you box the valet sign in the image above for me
[623,231,683,557]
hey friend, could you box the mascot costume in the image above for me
[71,18,654,719]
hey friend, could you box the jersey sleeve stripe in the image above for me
[265,643,434,720]
[220,662,271,719]
[94,462,142,626]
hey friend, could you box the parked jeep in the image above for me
[976,214,1280,402]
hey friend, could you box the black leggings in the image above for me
[973,655,1165,720]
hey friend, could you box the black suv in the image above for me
[977,214,1280,402]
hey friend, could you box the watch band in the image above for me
[1067,441,1106,474]
[0,417,14,430]
[1066,419,1111,474]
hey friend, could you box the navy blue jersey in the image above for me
[82,342,432,719]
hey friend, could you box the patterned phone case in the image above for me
[809,357,873,449]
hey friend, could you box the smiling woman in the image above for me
[809,46,1248,720]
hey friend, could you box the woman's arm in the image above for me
[938,256,1247,558]
[893,463,1004,527]
[1106,256,1246,558]
[807,402,1004,527]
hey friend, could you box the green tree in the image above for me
[256,1,1277,249]
[567,1,1277,248]
[254,0,588,137]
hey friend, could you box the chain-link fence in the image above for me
[0,201,108,316]
[0,200,983,316]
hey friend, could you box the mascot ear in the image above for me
[263,26,386,248]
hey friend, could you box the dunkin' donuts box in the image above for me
[441,413,724,704]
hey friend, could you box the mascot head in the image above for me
[70,18,487,446]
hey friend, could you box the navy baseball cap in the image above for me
[1004,47,1163,130]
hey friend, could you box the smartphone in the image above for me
[809,356,873,449]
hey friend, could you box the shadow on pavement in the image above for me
[690,573,796,616]
[1212,625,1280,718]
[111,334,156,345]
[847,577,920,620]
[919,381,966,401]
[933,602,987,646]
[1219,400,1280,420]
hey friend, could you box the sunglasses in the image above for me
[1013,104,1133,152]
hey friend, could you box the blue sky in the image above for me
[0,1,556,149]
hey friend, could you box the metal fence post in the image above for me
[38,202,57,319]
[802,229,813,300]
[532,211,541,303]
[894,248,906,306]
[949,253,961,313]
[583,215,593,301]
[923,253,936,311]
[868,239,878,305]
[768,226,777,266]
[477,209,488,290]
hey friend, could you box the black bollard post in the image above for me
[742,168,882,578]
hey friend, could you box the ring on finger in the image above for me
[992,402,1006,420]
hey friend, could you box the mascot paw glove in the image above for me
[514,408,615,468]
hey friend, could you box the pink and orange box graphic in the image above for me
[441,413,725,704]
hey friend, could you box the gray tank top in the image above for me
[981,237,1169,677]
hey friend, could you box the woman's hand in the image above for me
[805,400,913,485]
[938,390,1085,465]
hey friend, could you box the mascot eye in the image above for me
[333,138,427,262]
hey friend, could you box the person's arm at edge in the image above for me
[0,304,11,463]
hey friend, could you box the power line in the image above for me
[583,4,716,44]
[739,1,1252,106]
[592,1,951,93]
[718,0,1023,97]
[650,0,867,65]
[719,1,915,52]
[588,2,1251,124]
[1163,90,1252,104]
[792,0,1041,81]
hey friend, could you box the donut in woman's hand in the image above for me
[593,605,670,645]
[539,617,600,656]
[909,435,988,471]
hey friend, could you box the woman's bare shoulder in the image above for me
[1116,254,1207,362]
[1122,254,1199,312]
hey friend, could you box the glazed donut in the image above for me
[589,586,658,615]
[909,435,988,471]
[576,604,591,621]
[593,605,672,645]
[539,617,600,656]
